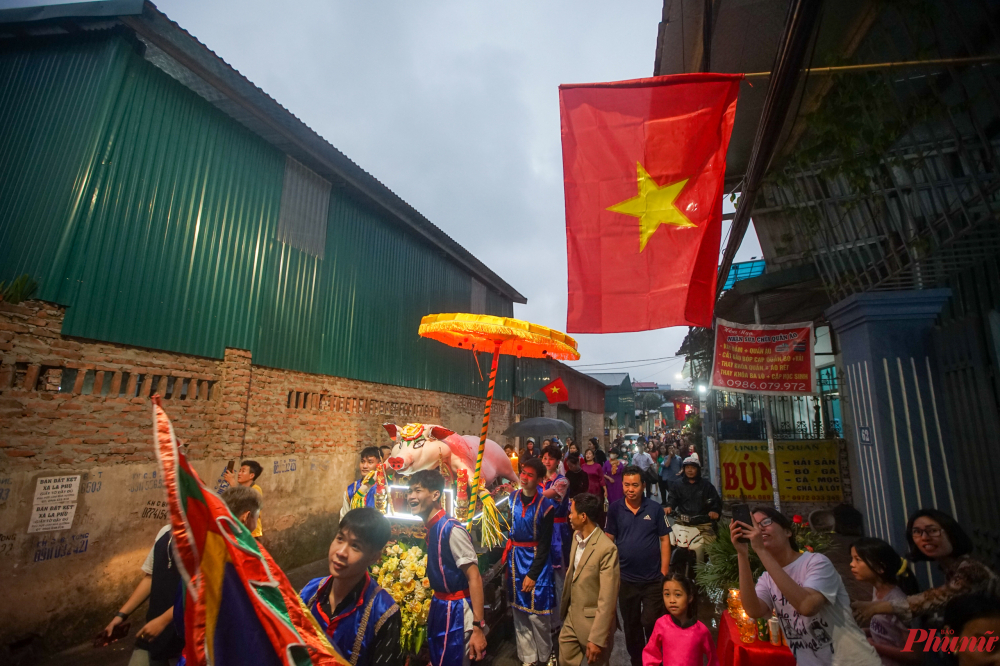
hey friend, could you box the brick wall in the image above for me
[0,300,512,652]
[579,409,604,445]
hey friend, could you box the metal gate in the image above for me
[933,315,1000,569]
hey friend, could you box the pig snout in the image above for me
[387,456,405,471]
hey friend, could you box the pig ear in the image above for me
[430,426,454,441]
[383,423,398,440]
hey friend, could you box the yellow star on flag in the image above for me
[550,386,560,393]
[607,162,696,251]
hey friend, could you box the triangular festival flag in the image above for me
[541,377,570,404]
[151,396,346,666]
[559,73,742,333]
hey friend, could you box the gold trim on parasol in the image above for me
[418,313,580,539]
[418,313,580,361]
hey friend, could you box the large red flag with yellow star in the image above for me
[559,73,742,333]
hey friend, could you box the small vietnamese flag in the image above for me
[541,378,569,404]
[560,73,742,332]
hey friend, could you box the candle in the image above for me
[511,451,519,473]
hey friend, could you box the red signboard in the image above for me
[710,318,815,395]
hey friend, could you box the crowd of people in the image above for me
[101,434,1000,666]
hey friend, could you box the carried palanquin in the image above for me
[354,312,579,548]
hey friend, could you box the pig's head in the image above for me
[382,422,455,475]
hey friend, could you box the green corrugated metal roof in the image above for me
[0,34,517,400]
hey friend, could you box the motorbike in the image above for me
[669,513,716,581]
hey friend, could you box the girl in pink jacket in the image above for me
[643,573,719,666]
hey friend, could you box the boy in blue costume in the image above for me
[300,508,402,666]
[341,447,382,519]
[407,470,487,666]
[540,444,570,642]
[506,457,557,666]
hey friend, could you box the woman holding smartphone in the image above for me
[731,507,880,666]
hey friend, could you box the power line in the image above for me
[586,358,681,372]
[567,355,681,369]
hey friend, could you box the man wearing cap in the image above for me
[665,456,721,566]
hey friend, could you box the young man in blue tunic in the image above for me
[341,447,382,519]
[300,508,403,666]
[407,469,488,666]
[507,457,557,666]
[540,444,570,641]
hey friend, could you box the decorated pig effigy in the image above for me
[382,422,518,487]
[348,421,515,549]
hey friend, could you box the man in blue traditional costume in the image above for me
[407,469,488,666]
[341,447,382,519]
[300,508,403,666]
[540,444,570,642]
[506,457,557,666]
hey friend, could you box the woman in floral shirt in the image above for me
[853,509,999,626]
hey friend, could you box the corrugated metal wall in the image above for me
[0,36,131,290]
[0,34,516,400]
[57,39,285,356]
[514,359,606,413]
[254,193,515,397]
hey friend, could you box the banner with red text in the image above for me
[710,318,815,395]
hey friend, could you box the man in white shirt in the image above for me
[631,447,655,498]
[559,493,619,666]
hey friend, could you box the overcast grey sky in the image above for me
[158,0,761,386]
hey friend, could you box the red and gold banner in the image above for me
[710,318,815,395]
[559,74,742,332]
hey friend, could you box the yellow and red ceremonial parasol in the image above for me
[418,313,580,531]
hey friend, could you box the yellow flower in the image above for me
[421,578,430,588]
[398,569,414,584]
[391,582,403,597]
[384,557,398,572]
[416,566,425,578]
[371,565,381,575]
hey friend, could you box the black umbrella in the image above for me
[502,417,574,438]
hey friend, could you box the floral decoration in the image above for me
[372,542,431,654]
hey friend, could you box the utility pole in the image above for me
[754,296,782,511]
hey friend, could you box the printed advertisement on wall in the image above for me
[720,440,843,503]
[710,319,815,395]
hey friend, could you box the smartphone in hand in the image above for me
[226,459,236,474]
[731,503,753,543]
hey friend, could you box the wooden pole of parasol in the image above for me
[467,341,502,526]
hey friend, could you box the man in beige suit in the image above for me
[559,493,619,666]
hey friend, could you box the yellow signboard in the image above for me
[720,440,843,503]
